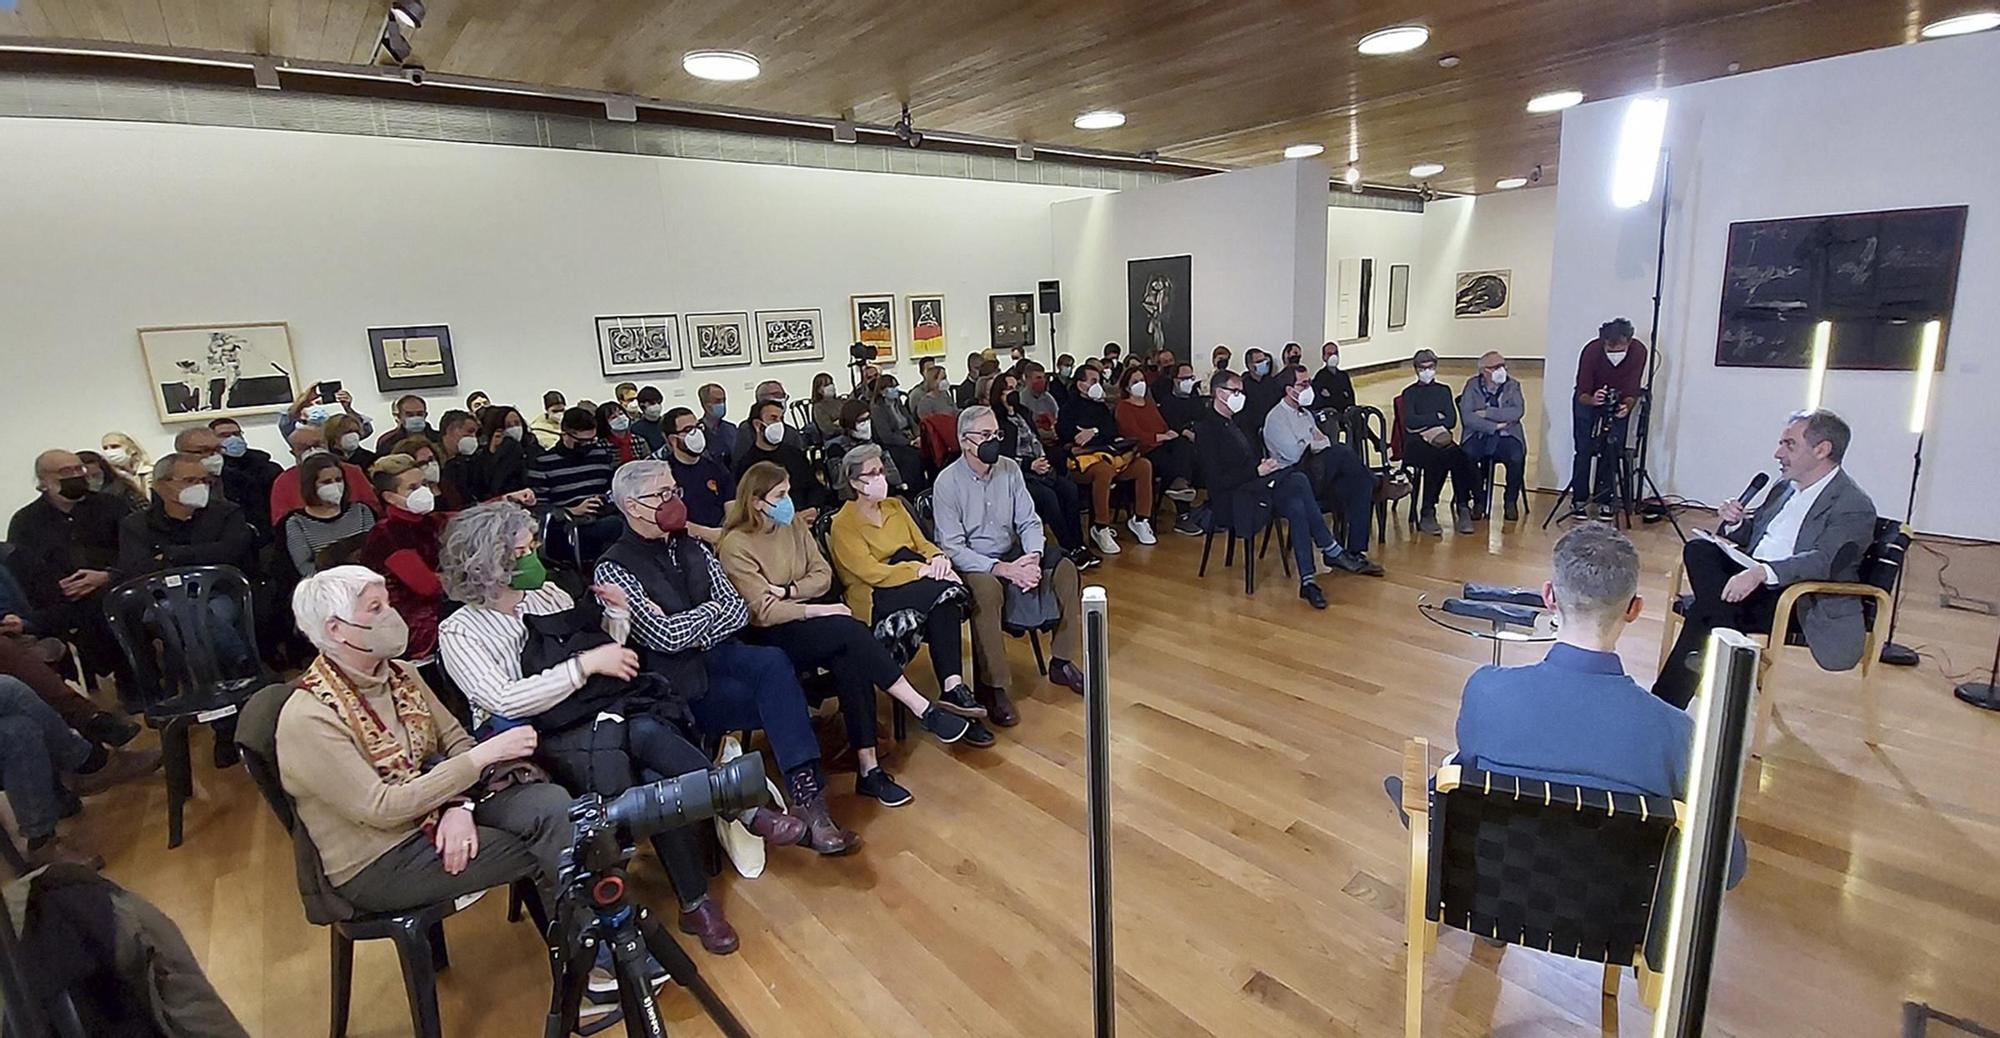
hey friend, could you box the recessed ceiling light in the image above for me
[1526,89,1584,113]
[1283,143,1325,159]
[1343,164,1363,186]
[1073,109,1126,130]
[682,50,761,82]
[1495,177,1529,190]
[1358,25,1430,55]
[1921,11,2000,36]
[1409,162,1445,178]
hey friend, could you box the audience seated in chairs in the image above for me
[271,425,379,523]
[631,386,669,455]
[1114,365,1200,536]
[1237,347,1284,432]
[730,381,800,463]
[933,407,1092,724]
[357,455,452,692]
[598,400,653,465]
[434,409,482,511]
[323,412,378,478]
[1458,351,1528,522]
[279,381,373,444]
[529,390,568,445]
[1653,408,1877,709]
[528,407,622,564]
[717,462,989,807]
[7,450,134,691]
[95,431,153,504]
[275,566,572,917]
[913,365,959,420]
[592,460,860,854]
[468,405,538,504]
[1262,364,1384,573]
[865,374,928,495]
[209,417,284,539]
[990,371,1093,571]
[0,674,159,868]
[282,454,377,579]
[1160,362,1207,439]
[1398,349,1481,537]
[1195,373,1365,610]
[1059,365,1158,555]
[695,384,737,468]
[826,398,911,496]
[435,503,797,954]
[0,559,140,751]
[733,399,831,521]
[661,407,736,546]
[375,394,441,455]
[809,373,846,439]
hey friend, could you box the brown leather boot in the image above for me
[743,807,807,847]
[976,685,1020,728]
[786,769,860,856]
[677,899,740,955]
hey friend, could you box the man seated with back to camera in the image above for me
[1571,317,1648,520]
[1459,350,1529,522]
[1196,373,1365,610]
[733,399,830,523]
[529,407,623,563]
[1406,524,1745,888]
[1652,409,1877,709]
[436,502,802,955]
[1263,364,1384,572]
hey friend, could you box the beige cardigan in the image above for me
[716,519,835,627]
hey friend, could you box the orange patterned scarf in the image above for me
[298,655,441,821]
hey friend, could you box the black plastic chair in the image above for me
[102,565,272,848]
[1196,488,1290,596]
[1400,737,1679,1035]
[235,683,549,1038]
[1345,405,1400,543]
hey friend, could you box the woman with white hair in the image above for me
[273,565,569,914]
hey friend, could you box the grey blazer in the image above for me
[1726,469,1878,670]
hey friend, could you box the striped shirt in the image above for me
[282,504,377,576]
[435,584,631,725]
[593,541,747,655]
[527,442,617,508]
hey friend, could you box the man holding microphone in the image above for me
[1569,318,1647,519]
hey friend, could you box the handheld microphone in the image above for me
[1736,472,1770,506]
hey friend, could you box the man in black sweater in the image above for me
[1398,350,1480,536]
[733,399,831,517]
[1238,347,1285,434]
[7,450,131,687]
[205,418,283,541]
[1195,372,1373,610]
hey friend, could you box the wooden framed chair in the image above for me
[1654,517,1908,754]
[1402,737,1679,1037]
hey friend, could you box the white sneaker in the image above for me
[1126,516,1158,545]
[1089,525,1122,555]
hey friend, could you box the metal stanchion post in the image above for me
[1081,586,1116,1038]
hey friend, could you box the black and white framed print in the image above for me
[1387,264,1411,330]
[595,314,683,377]
[367,324,458,392]
[754,309,825,365]
[139,321,300,424]
[850,294,896,362]
[1126,255,1192,357]
[687,311,754,369]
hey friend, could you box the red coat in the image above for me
[354,508,450,661]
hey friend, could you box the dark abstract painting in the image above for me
[1127,255,1191,359]
[1716,206,1965,369]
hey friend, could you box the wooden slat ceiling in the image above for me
[0,0,1981,193]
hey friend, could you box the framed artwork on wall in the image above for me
[1127,255,1192,358]
[138,321,300,424]
[989,293,1035,351]
[908,295,947,359]
[686,312,753,369]
[851,294,896,362]
[1387,264,1411,330]
[754,309,825,365]
[367,324,458,392]
[1454,270,1512,319]
[595,314,683,377]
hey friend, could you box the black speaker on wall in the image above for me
[1039,279,1063,315]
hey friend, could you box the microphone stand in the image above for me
[1953,619,2000,712]
[1879,432,1924,666]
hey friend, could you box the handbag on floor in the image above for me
[712,734,787,879]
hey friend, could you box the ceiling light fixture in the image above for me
[1073,109,1126,130]
[1921,11,2000,37]
[389,0,426,29]
[1526,89,1584,113]
[1284,143,1325,159]
[1343,164,1362,186]
[681,50,761,82]
[1357,25,1430,55]
[1495,177,1528,190]
[1409,162,1445,178]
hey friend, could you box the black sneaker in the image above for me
[935,683,989,719]
[1324,550,1383,577]
[857,768,914,807]
[919,705,970,744]
[79,713,140,748]
[961,718,997,748]
[1300,581,1328,610]
[1173,513,1204,536]
[1072,548,1103,573]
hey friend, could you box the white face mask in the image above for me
[818,386,836,400]
[1605,349,1628,367]
[1417,368,1437,384]
[1295,385,1315,408]
[762,421,785,446]
[547,408,566,421]
[338,432,362,452]
[681,427,707,455]
[1324,354,1341,371]
[315,482,345,506]
[101,447,130,466]
[1490,367,1509,385]
[401,484,437,515]
[854,420,874,441]
[456,435,478,457]
[200,453,226,475]
[1126,380,1147,400]
[402,415,427,433]
[1222,391,1246,415]
[609,416,632,433]
[421,461,441,483]
[503,426,524,442]
[642,403,664,420]
[176,483,210,510]
[1175,378,1195,396]
[1085,382,1106,401]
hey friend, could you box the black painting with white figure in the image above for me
[687,312,753,369]
[1716,205,1966,369]
[139,322,300,424]
[1126,255,1191,359]
[368,324,458,391]
[1454,270,1511,318]
[596,315,683,376]
[755,308,825,364]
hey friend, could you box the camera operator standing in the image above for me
[1569,318,1648,519]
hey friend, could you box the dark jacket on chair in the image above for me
[1192,411,1273,538]
[1725,469,1878,671]
[117,497,258,579]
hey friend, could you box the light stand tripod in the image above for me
[1952,621,2000,712]
[1878,432,1926,667]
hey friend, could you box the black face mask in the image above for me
[975,439,1003,465]
[56,476,90,501]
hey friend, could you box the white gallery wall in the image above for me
[1050,159,1330,359]
[1324,206,1426,368]
[0,117,1103,512]
[1545,31,2000,540]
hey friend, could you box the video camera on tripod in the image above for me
[544,754,769,1038]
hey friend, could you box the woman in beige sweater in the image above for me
[716,461,992,807]
[273,565,570,914]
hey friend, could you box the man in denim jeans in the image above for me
[0,675,160,869]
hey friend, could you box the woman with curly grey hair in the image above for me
[435,501,802,955]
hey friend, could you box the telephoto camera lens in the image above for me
[602,754,769,840]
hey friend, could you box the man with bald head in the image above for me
[270,425,380,522]
[7,450,133,685]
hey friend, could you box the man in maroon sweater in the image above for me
[1569,317,1649,518]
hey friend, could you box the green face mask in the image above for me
[509,551,549,591]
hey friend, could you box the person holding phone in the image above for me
[277,380,373,442]
[1057,365,1157,555]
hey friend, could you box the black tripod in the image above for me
[1953,622,2000,713]
[1542,397,1637,528]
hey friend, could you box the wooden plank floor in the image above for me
[60,387,2000,1037]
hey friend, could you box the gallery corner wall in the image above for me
[1545,29,2000,540]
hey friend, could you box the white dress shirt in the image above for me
[1747,466,1840,584]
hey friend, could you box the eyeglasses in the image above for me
[631,487,685,506]
[963,428,1000,444]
